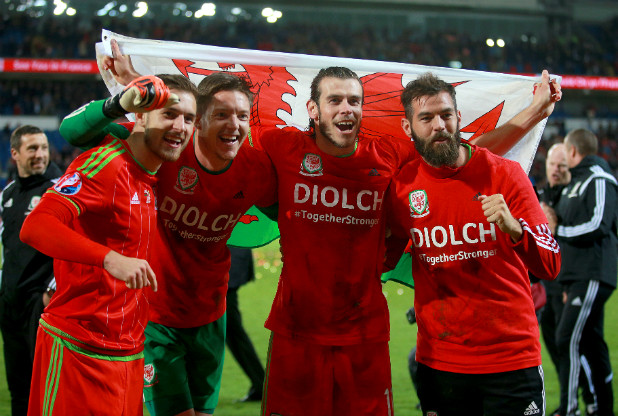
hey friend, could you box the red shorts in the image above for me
[262,332,393,416]
[28,325,144,416]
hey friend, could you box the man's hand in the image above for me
[479,194,523,242]
[102,75,179,119]
[102,39,141,85]
[532,69,562,120]
[103,250,157,291]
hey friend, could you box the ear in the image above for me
[307,99,319,122]
[401,118,413,138]
[135,112,147,128]
[457,110,462,125]
[10,147,18,162]
[194,115,203,130]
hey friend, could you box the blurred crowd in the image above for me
[0,12,616,184]
[2,14,617,76]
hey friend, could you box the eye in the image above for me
[238,114,249,121]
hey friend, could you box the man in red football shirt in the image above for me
[258,66,562,416]
[65,43,277,415]
[388,72,561,415]
[99,43,561,416]
[20,74,198,415]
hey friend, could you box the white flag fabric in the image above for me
[96,29,556,173]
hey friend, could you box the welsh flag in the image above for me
[96,30,556,287]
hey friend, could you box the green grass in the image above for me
[1,241,616,414]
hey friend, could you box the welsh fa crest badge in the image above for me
[300,153,323,177]
[144,364,157,387]
[409,190,429,218]
[175,166,198,194]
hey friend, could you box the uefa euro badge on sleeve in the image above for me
[53,172,83,196]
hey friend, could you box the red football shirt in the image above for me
[147,135,277,328]
[40,137,158,356]
[259,128,417,345]
[389,145,561,373]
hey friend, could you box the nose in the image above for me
[227,114,241,130]
[340,99,353,115]
[34,147,45,159]
[173,115,187,132]
[431,116,445,131]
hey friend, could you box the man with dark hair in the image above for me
[258,67,561,416]
[21,74,197,415]
[63,42,277,415]
[550,128,617,416]
[389,72,561,415]
[99,45,561,414]
[0,125,62,416]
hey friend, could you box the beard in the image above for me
[412,129,462,168]
[316,110,360,149]
[144,128,186,163]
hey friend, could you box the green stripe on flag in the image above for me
[381,252,414,288]
[228,206,280,248]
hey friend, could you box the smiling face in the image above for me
[195,89,251,171]
[12,132,49,177]
[308,77,363,156]
[402,91,462,168]
[139,89,197,164]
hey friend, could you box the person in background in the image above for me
[540,143,598,416]
[226,247,265,403]
[549,128,617,416]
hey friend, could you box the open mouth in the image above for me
[220,135,239,144]
[335,121,355,132]
[164,135,184,148]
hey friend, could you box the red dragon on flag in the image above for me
[96,29,555,283]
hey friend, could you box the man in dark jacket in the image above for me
[541,144,598,416]
[550,128,617,416]
[0,125,62,416]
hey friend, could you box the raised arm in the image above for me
[101,39,142,85]
[471,70,562,156]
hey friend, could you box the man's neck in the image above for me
[126,134,161,173]
[195,135,230,171]
[314,133,357,157]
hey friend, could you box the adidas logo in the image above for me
[524,401,540,415]
[368,168,380,176]
[472,192,482,201]
[131,192,140,205]
[571,297,582,306]
[233,191,244,199]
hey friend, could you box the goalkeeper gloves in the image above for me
[103,75,180,119]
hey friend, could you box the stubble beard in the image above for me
[317,114,360,149]
[144,128,185,163]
